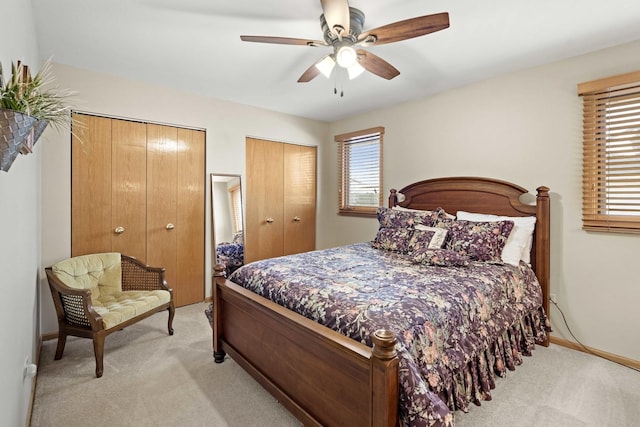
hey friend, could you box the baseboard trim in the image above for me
[41,332,57,342]
[25,337,42,427]
[549,336,640,370]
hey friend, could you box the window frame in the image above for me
[229,184,242,233]
[578,70,640,234]
[335,126,384,217]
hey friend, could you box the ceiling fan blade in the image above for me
[320,0,350,35]
[297,57,325,83]
[356,49,400,80]
[358,12,449,46]
[240,35,327,47]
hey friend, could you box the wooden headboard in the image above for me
[389,176,550,335]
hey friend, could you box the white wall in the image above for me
[322,40,640,361]
[0,0,41,425]
[39,63,328,334]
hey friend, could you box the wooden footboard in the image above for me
[212,265,400,427]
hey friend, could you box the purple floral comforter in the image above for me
[229,243,548,426]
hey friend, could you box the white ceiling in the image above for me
[32,0,640,122]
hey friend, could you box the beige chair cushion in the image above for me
[52,253,170,330]
[52,253,122,301]
[93,290,171,330]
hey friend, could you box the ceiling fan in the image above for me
[240,0,450,83]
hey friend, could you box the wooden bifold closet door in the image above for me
[245,137,316,263]
[71,113,205,307]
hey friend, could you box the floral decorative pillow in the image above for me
[406,229,436,253]
[411,248,470,267]
[373,227,415,253]
[373,207,444,253]
[232,230,244,244]
[456,211,536,266]
[392,205,456,220]
[443,220,515,263]
[408,227,448,252]
[376,207,442,229]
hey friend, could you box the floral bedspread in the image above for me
[216,242,244,276]
[229,243,548,426]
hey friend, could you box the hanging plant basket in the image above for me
[0,108,38,172]
[0,60,72,172]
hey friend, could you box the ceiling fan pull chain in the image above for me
[331,66,346,97]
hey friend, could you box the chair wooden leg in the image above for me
[54,330,67,360]
[167,303,175,336]
[93,334,106,378]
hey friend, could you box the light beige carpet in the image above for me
[454,342,640,427]
[32,303,640,427]
[32,303,300,427]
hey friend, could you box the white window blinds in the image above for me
[335,127,384,216]
[229,185,242,233]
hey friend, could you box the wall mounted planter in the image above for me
[0,108,48,172]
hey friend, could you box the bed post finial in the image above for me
[371,329,399,425]
[371,329,397,360]
[213,263,226,279]
[389,189,398,208]
[536,186,550,199]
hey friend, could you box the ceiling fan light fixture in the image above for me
[347,62,365,80]
[336,46,357,68]
[316,55,336,78]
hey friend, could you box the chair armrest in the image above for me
[45,267,104,331]
[120,255,172,293]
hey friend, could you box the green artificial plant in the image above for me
[0,59,74,131]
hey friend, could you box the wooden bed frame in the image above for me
[212,177,550,427]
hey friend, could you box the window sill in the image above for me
[338,210,378,218]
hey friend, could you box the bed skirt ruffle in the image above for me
[404,307,548,426]
[205,302,213,327]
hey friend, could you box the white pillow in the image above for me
[414,225,449,249]
[455,211,536,266]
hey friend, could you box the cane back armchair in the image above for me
[45,253,175,378]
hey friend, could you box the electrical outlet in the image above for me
[549,293,557,303]
[23,356,37,379]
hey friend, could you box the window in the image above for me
[335,126,384,216]
[229,185,242,233]
[578,70,640,233]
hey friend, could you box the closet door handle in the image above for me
[114,226,125,234]
[265,217,274,224]
[293,216,301,222]
[166,223,175,230]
